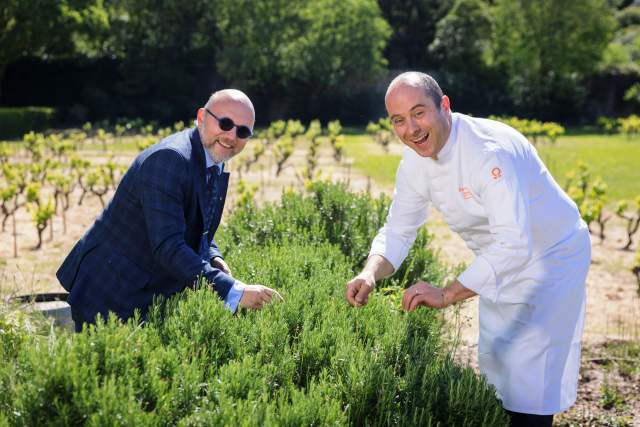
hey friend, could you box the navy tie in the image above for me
[200,165,220,259]
[204,165,220,231]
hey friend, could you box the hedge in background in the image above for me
[0,107,55,140]
[0,183,508,426]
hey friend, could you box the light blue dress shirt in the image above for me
[203,148,245,312]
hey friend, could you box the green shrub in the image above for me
[489,116,565,144]
[0,184,508,426]
[618,114,640,138]
[0,107,56,140]
[597,116,620,134]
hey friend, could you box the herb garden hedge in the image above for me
[0,182,508,426]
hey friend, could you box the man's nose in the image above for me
[408,117,420,135]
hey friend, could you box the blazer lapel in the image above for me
[190,129,208,223]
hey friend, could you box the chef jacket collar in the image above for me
[435,112,459,163]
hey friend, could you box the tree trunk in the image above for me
[1,211,8,232]
[35,226,44,250]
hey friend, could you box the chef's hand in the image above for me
[345,271,375,307]
[401,280,448,311]
[212,257,232,276]
[239,285,284,310]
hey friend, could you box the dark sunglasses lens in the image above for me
[218,117,235,132]
[236,126,252,139]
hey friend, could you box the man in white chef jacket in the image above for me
[345,71,591,426]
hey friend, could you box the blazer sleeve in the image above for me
[208,239,223,260]
[137,149,235,298]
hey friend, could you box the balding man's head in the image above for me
[384,71,451,159]
[197,88,255,163]
[385,72,443,111]
[205,89,255,122]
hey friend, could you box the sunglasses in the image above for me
[204,108,253,139]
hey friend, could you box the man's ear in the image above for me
[196,108,204,127]
[441,95,451,112]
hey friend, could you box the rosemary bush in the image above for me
[0,183,508,426]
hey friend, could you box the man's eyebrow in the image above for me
[390,104,426,120]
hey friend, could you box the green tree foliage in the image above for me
[0,1,67,95]
[215,0,391,117]
[303,120,322,179]
[378,0,453,69]
[105,0,219,121]
[2,0,634,123]
[327,120,345,162]
[29,198,55,249]
[493,0,616,118]
[367,118,394,151]
[619,114,640,137]
[274,134,294,177]
[86,165,112,208]
[489,116,565,144]
[430,0,493,69]
[599,5,640,75]
[564,162,612,241]
[0,183,18,232]
[616,196,640,250]
[429,0,499,110]
[624,82,640,105]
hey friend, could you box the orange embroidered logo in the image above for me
[458,187,472,200]
[491,167,502,180]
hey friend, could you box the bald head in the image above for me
[197,88,255,163]
[385,72,443,111]
[205,89,255,121]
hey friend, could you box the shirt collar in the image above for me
[434,112,458,162]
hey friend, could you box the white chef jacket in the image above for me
[370,112,591,414]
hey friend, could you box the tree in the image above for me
[493,0,616,119]
[377,0,453,69]
[428,0,502,113]
[600,6,640,109]
[95,0,221,121]
[0,1,69,96]
[0,0,113,98]
[215,0,391,120]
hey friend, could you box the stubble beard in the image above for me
[199,126,236,164]
[206,145,233,164]
[204,138,237,164]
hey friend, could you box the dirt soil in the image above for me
[1,140,638,426]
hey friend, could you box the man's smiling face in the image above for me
[385,84,451,159]
[197,96,254,163]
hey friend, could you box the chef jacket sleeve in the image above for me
[457,147,533,302]
[369,159,430,270]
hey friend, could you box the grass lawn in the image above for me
[342,134,401,187]
[537,134,640,203]
[344,132,640,204]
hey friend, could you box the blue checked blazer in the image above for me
[57,128,234,326]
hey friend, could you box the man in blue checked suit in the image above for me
[57,89,281,332]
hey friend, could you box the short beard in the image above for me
[205,144,234,164]
[199,126,235,164]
